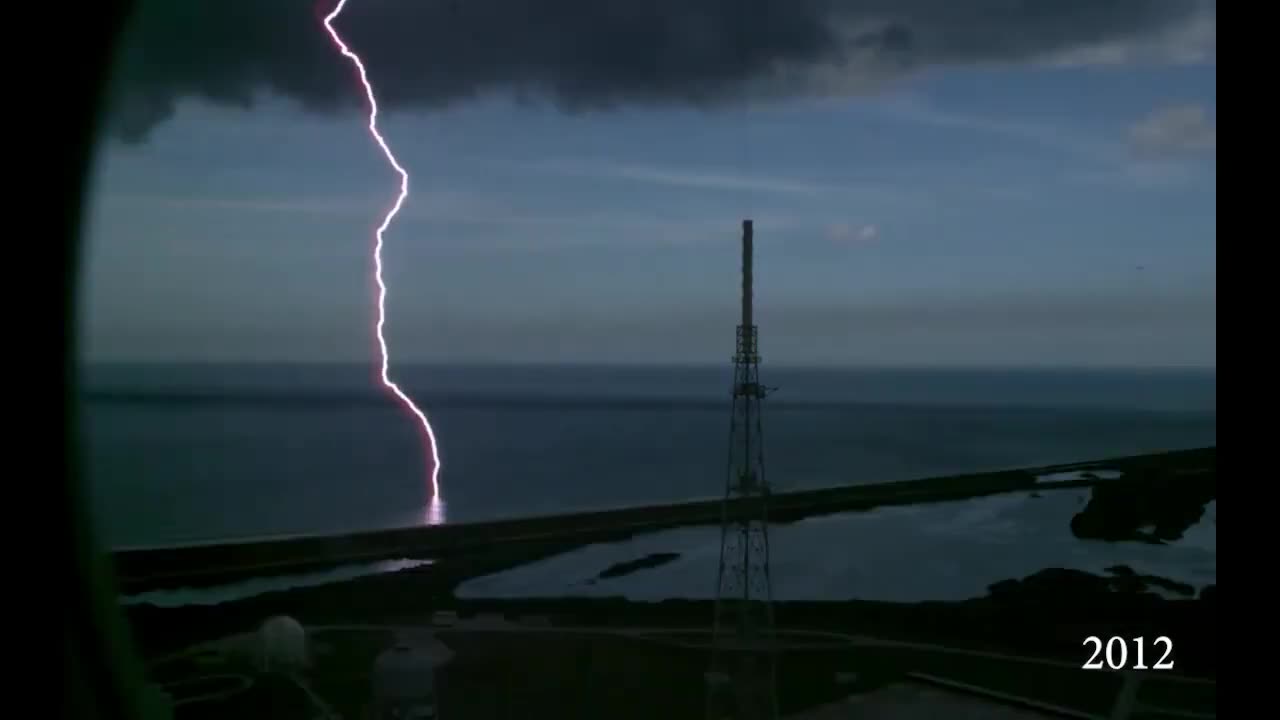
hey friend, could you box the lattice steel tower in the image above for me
[706,219,778,720]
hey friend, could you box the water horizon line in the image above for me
[79,359,1217,374]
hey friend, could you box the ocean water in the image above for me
[80,364,1216,548]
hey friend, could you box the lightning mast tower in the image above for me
[706,219,778,720]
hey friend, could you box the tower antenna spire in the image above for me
[707,218,778,720]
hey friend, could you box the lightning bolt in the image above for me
[322,0,443,503]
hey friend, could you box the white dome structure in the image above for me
[255,615,308,673]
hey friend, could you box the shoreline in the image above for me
[121,446,1215,680]
[112,446,1213,593]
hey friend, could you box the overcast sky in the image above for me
[80,0,1216,367]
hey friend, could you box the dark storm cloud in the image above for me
[108,0,1214,142]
